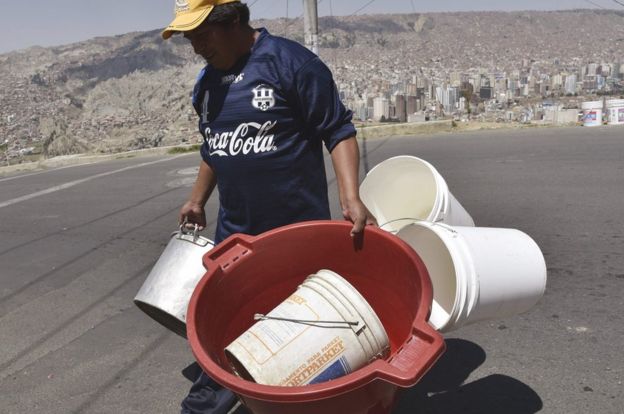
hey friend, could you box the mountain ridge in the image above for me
[1,10,623,160]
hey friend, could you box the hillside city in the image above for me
[336,59,624,124]
[1,10,624,164]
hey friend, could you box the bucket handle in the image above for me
[438,179,451,220]
[254,313,360,329]
[175,219,214,247]
[381,218,450,234]
[429,221,459,235]
[179,218,200,240]
[379,218,428,234]
[202,234,255,273]
[379,328,445,387]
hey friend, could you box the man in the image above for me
[162,1,376,412]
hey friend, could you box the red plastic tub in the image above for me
[187,221,445,414]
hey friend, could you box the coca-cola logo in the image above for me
[205,121,278,157]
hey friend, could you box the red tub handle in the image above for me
[378,328,446,387]
[202,234,255,273]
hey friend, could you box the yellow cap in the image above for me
[162,0,240,39]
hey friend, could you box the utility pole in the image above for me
[303,0,318,54]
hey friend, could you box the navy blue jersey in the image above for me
[192,28,356,243]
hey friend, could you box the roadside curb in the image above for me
[0,145,198,176]
[0,121,552,177]
[357,120,454,140]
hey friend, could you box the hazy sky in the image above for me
[1,0,620,53]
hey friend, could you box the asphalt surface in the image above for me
[0,126,622,413]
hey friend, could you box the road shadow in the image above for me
[393,339,543,414]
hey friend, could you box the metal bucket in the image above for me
[134,224,214,338]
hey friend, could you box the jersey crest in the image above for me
[252,84,275,111]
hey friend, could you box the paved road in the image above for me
[0,126,622,413]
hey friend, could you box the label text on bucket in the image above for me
[281,337,345,386]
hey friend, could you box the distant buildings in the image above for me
[373,97,389,121]
[395,94,407,123]
[338,59,623,123]
[565,74,578,95]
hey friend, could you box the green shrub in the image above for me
[168,145,201,154]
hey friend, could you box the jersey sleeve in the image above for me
[192,68,213,166]
[191,67,207,116]
[292,57,357,151]
[200,141,212,166]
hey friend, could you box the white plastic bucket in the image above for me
[606,99,624,125]
[396,222,547,332]
[582,101,603,127]
[360,156,475,234]
[224,269,390,386]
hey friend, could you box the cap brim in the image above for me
[162,6,213,39]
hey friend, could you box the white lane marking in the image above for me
[0,155,186,209]
[0,164,86,183]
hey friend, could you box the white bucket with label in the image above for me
[360,156,475,234]
[582,101,603,127]
[606,99,624,125]
[396,222,547,332]
[224,269,390,386]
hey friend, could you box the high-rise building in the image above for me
[435,86,444,108]
[406,95,418,115]
[480,74,490,88]
[395,94,407,122]
[565,74,577,95]
[480,87,493,100]
[584,76,597,92]
[373,97,390,121]
[448,87,458,113]
[436,86,459,114]
[505,90,515,101]
[495,76,507,94]
[352,103,368,122]
[470,76,480,90]
[586,63,598,77]
[551,74,563,89]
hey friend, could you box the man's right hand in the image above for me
[179,160,217,232]
[179,201,207,231]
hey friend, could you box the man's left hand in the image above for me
[342,198,378,236]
